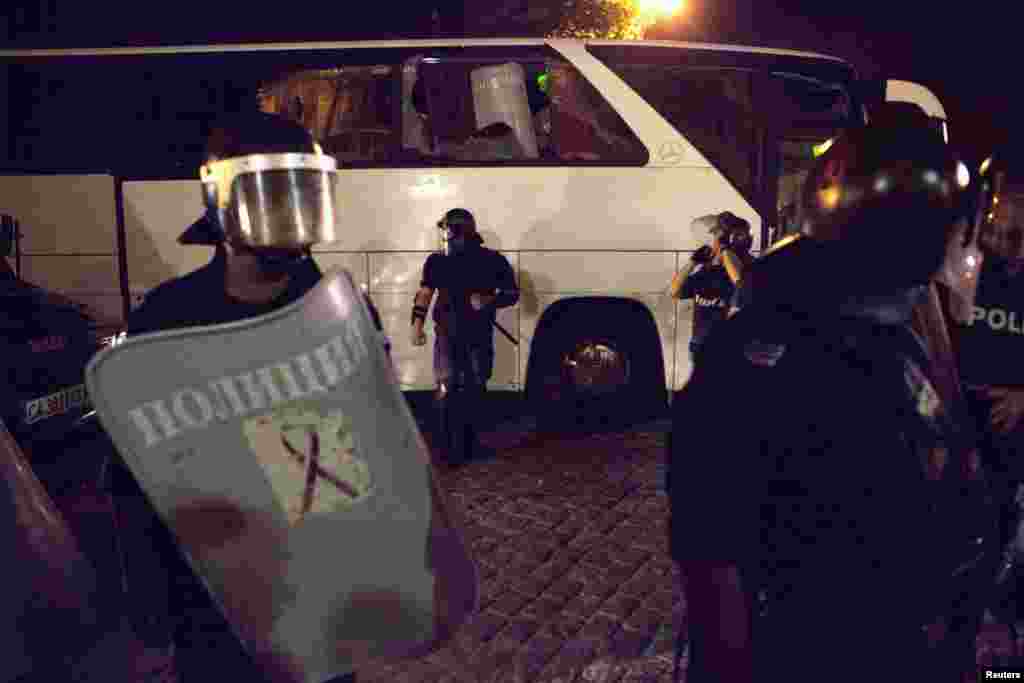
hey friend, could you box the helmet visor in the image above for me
[200,153,339,248]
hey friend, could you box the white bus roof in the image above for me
[584,39,846,64]
[0,37,849,64]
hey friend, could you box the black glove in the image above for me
[691,245,714,264]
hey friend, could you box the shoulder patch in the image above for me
[904,361,942,420]
[743,339,787,367]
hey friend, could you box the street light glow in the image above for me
[637,0,685,16]
[634,0,685,37]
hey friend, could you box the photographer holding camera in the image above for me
[669,211,753,364]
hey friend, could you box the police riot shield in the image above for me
[85,269,477,683]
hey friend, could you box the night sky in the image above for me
[3,0,1016,160]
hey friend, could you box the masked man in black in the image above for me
[669,119,981,682]
[411,209,518,465]
[670,211,753,365]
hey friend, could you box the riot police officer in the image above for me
[411,208,518,465]
[669,118,977,681]
[953,148,1024,658]
[109,111,388,683]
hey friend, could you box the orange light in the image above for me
[818,187,841,209]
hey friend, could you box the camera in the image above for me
[714,212,753,253]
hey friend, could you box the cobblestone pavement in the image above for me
[47,415,1024,681]
[355,417,1024,683]
[358,422,687,683]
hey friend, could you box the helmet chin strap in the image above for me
[224,235,310,278]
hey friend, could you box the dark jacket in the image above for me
[420,245,518,341]
[128,248,385,338]
[669,244,974,678]
[676,263,736,348]
[1,272,100,448]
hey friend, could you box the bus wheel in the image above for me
[525,297,667,434]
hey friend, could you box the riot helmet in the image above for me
[437,208,483,255]
[712,211,754,254]
[180,111,339,274]
[796,115,971,295]
[976,149,1024,265]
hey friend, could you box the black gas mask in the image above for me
[253,246,313,277]
[437,208,481,256]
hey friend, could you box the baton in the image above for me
[493,320,518,346]
[446,289,520,346]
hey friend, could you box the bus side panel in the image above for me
[326,167,759,252]
[121,180,211,305]
[0,174,123,331]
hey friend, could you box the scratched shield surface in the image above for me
[85,270,440,682]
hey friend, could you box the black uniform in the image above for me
[957,259,1024,390]
[676,263,736,361]
[669,289,964,680]
[952,258,1024,627]
[421,245,518,360]
[1,269,127,680]
[127,248,385,340]
[955,257,1024,482]
[420,244,517,461]
[109,249,383,683]
[0,268,127,581]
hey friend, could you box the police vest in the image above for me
[957,262,1024,387]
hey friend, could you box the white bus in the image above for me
[1,39,946,425]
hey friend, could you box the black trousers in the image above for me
[965,392,1024,530]
[964,388,1024,624]
[435,331,493,463]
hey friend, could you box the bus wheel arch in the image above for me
[524,296,667,432]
